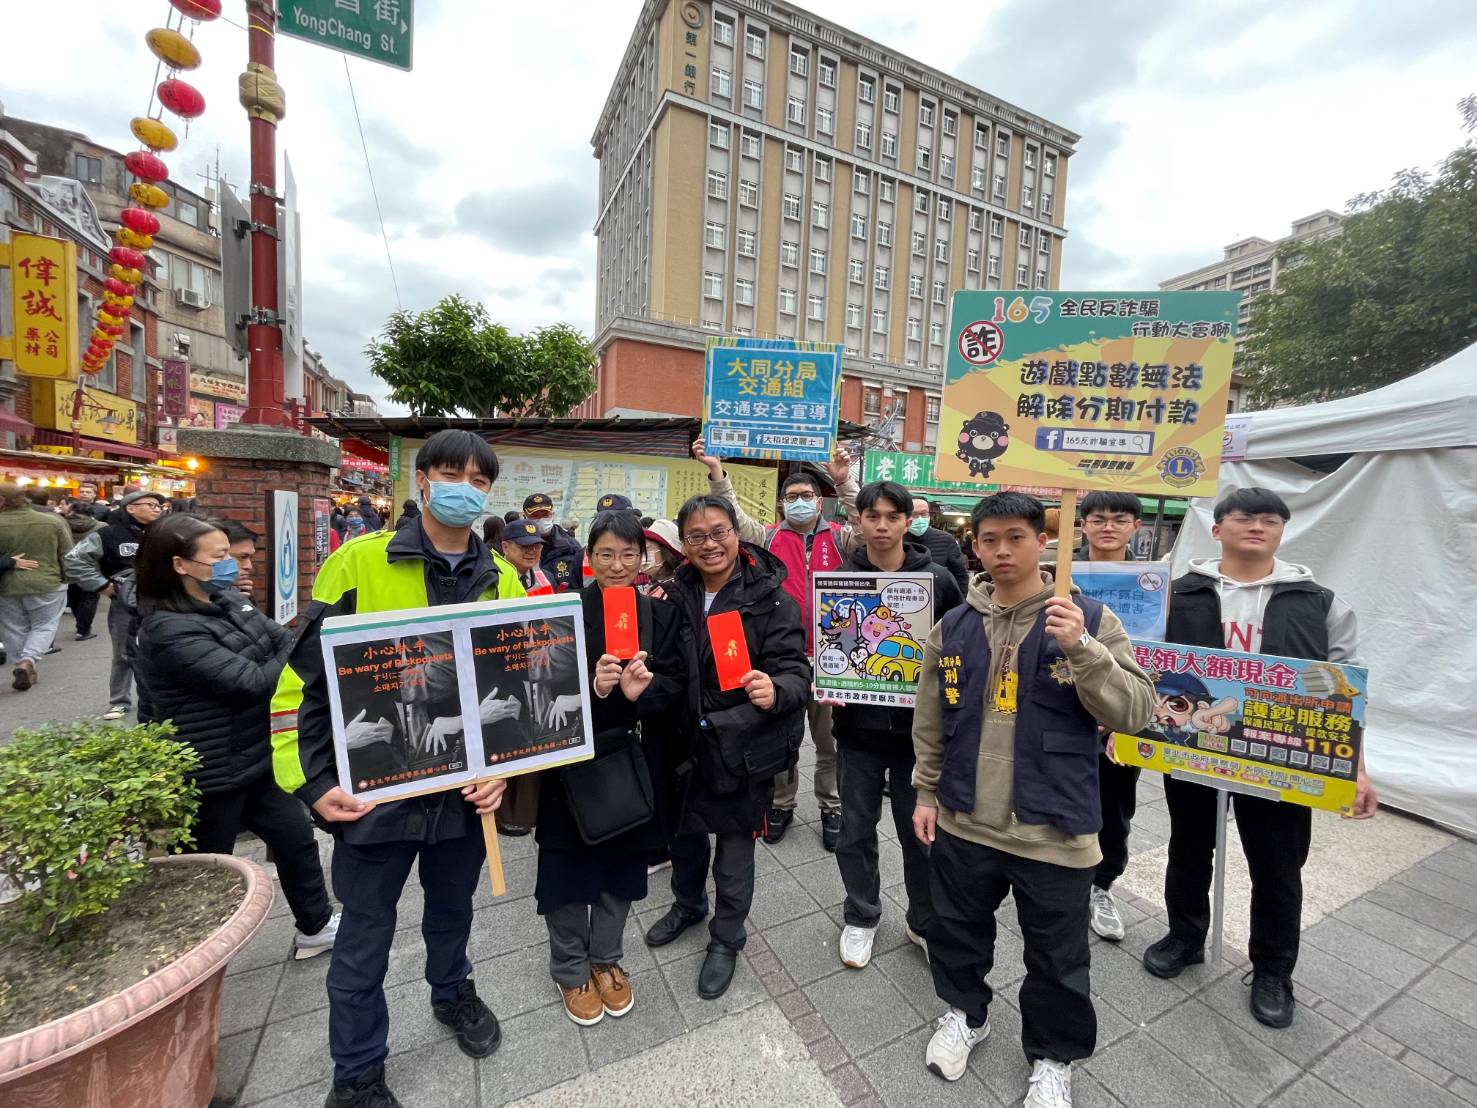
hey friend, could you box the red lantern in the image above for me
[105,277,136,298]
[158,78,206,119]
[169,0,222,20]
[109,246,146,269]
[123,150,170,183]
[120,208,161,236]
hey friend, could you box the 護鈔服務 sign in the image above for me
[278,0,414,71]
[704,338,841,463]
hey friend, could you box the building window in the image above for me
[711,68,732,98]
[1042,193,1054,217]
[848,258,864,283]
[819,59,836,87]
[851,213,868,240]
[933,279,946,304]
[781,239,799,267]
[855,121,872,149]
[1039,234,1051,254]
[1016,262,1029,287]
[969,209,983,232]
[912,230,925,255]
[75,154,102,183]
[906,316,922,340]
[787,97,806,125]
[816,107,834,136]
[996,133,1010,156]
[872,309,888,334]
[877,221,892,247]
[940,153,954,180]
[927,395,941,422]
[1024,146,1037,170]
[990,214,1003,238]
[735,278,755,306]
[988,255,1001,278]
[880,132,897,158]
[741,131,761,158]
[1044,152,1057,178]
[709,121,730,149]
[810,247,827,274]
[846,302,863,327]
[919,102,934,127]
[854,169,870,194]
[790,47,808,76]
[815,156,831,182]
[908,273,924,297]
[938,197,952,222]
[739,178,759,207]
[1023,184,1035,210]
[943,112,958,137]
[783,193,802,220]
[1019,226,1032,248]
[878,178,895,202]
[1035,269,1048,290]
[714,16,735,46]
[934,239,949,263]
[813,200,829,228]
[703,271,723,299]
[966,247,980,271]
[993,174,1006,199]
[807,294,825,320]
[785,147,804,173]
[737,228,756,256]
[707,170,728,199]
[883,86,900,113]
[975,124,989,148]
[864,388,881,415]
[930,321,944,344]
[746,29,765,58]
[916,146,931,171]
[915,191,930,214]
[779,287,798,314]
[874,265,889,291]
[704,221,726,248]
[971,165,986,190]
[743,79,763,109]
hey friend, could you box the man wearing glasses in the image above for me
[692,440,857,851]
[1143,487,1377,1031]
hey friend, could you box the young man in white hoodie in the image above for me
[1142,487,1378,1030]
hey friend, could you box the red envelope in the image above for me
[707,610,752,691]
[603,586,640,660]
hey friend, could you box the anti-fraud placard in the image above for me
[813,572,935,707]
[1111,640,1368,814]
[320,593,594,804]
[938,291,1239,497]
[1071,562,1170,640]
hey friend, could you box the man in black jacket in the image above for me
[523,493,585,592]
[909,498,970,596]
[833,482,962,971]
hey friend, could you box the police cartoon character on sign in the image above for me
[956,411,1010,478]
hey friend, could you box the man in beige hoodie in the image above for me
[912,493,1154,1108]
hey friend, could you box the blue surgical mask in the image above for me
[424,479,487,527]
[908,518,930,537]
[783,498,819,526]
[192,556,239,596]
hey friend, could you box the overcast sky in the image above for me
[4,0,1473,412]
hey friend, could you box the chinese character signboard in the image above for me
[312,497,334,568]
[215,402,246,429]
[161,358,190,417]
[190,371,248,403]
[279,0,414,71]
[32,380,138,443]
[320,594,594,804]
[1071,562,1171,639]
[938,292,1239,497]
[812,572,936,707]
[1111,642,1368,814]
[704,337,842,463]
[862,448,997,496]
[6,234,78,379]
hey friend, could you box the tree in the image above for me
[365,295,595,418]
[1242,97,1477,408]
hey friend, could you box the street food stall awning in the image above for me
[0,408,34,437]
[30,428,159,462]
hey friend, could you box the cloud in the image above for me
[453,180,593,257]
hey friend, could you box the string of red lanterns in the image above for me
[80,0,221,376]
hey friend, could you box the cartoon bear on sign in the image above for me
[956,411,1010,478]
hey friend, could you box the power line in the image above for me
[342,54,402,311]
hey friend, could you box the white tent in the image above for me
[1171,342,1477,834]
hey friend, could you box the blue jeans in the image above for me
[326,833,486,1085]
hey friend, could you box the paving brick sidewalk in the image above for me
[213,744,1477,1108]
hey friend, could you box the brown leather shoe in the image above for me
[559,978,604,1026]
[592,963,633,1018]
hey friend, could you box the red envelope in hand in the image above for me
[603,586,640,660]
[707,610,752,691]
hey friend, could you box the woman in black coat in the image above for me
[642,495,810,1000]
[534,510,691,1026]
[134,515,338,959]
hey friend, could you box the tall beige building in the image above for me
[584,0,1079,450]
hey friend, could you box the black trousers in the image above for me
[189,773,332,936]
[1094,753,1141,891]
[67,583,99,636]
[669,830,756,949]
[327,833,486,1085]
[1164,774,1312,977]
[928,829,1096,1063]
[837,744,933,933]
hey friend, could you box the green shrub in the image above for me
[0,719,200,944]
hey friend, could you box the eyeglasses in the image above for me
[1084,514,1135,528]
[1223,513,1285,527]
[781,492,817,504]
[682,525,734,547]
[591,551,641,566]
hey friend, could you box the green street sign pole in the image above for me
[278,0,415,71]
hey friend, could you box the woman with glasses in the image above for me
[534,510,692,1026]
[642,495,810,1000]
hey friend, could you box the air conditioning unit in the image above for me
[175,287,207,309]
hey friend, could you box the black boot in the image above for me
[323,1066,402,1108]
[820,809,842,853]
[644,903,705,947]
[762,807,794,845]
[1142,933,1205,979]
[1248,970,1296,1028]
[431,979,502,1059]
[698,941,739,999]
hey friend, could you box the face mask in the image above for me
[193,556,239,597]
[783,498,819,526]
[530,517,554,537]
[908,518,930,537]
[423,479,487,527]
[346,517,365,534]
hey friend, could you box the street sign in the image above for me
[278,0,414,71]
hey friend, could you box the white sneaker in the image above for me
[101,705,127,721]
[1024,1058,1072,1107]
[906,925,928,953]
[1088,885,1125,941]
[292,910,340,960]
[840,924,876,968]
[925,1007,988,1081]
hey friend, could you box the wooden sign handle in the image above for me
[1054,488,1078,598]
[481,810,507,897]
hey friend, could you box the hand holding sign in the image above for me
[593,654,623,698]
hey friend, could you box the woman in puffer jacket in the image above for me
[134,514,339,960]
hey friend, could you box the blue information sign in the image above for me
[1071,561,1170,640]
[703,338,842,462]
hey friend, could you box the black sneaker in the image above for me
[1142,933,1205,979]
[324,1066,402,1108]
[762,807,794,845]
[431,979,502,1059]
[1247,969,1296,1028]
[497,822,531,837]
[821,809,843,853]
